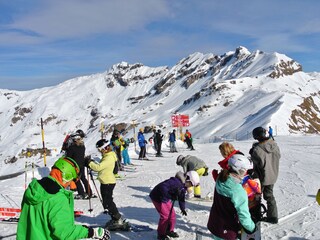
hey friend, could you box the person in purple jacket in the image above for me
[150,171,200,240]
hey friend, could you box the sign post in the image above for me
[171,114,190,140]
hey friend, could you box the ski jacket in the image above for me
[185,131,192,139]
[149,172,187,212]
[155,132,163,144]
[17,177,88,240]
[207,176,255,239]
[250,139,280,185]
[65,142,85,168]
[177,155,208,173]
[169,132,176,142]
[138,132,146,147]
[89,151,117,184]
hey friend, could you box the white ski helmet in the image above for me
[228,154,253,176]
[185,171,200,186]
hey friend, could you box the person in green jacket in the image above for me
[17,157,111,240]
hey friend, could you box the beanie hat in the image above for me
[176,155,184,165]
[252,127,268,141]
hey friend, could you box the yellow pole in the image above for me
[40,118,47,167]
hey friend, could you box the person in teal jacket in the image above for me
[207,154,256,239]
[17,157,111,240]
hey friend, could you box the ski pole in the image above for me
[87,167,93,213]
[88,170,103,207]
[24,161,27,190]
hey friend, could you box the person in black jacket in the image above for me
[155,129,164,157]
[65,133,94,199]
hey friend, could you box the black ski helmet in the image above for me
[252,127,267,140]
[96,139,109,149]
[76,129,85,138]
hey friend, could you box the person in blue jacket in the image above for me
[169,130,177,153]
[207,154,256,239]
[150,171,200,240]
[138,128,148,160]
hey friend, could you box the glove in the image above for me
[243,223,257,234]
[203,167,209,176]
[84,156,92,168]
[212,169,218,181]
[92,227,111,240]
[181,209,187,216]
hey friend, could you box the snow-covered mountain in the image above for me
[0,46,320,170]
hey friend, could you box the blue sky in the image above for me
[0,0,319,91]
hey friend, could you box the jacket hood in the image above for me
[259,140,278,153]
[175,171,186,183]
[23,179,58,206]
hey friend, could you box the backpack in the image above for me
[250,144,266,183]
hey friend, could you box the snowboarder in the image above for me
[169,130,178,153]
[138,128,148,160]
[87,139,125,230]
[176,155,208,198]
[155,129,164,157]
[17,157,110,240]
[64,130,94,199]
[207,154,256,239]
[184,130,194,150]
[150,171,200,240]
[250,126,281,224]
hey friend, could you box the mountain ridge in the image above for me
[0,46,319,165]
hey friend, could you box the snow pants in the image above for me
[122,148,131,165]
[100,183,121,220]
[169,142,177,152]
[262,184,278,219]
[191,168,206,196]
[152,200,176,236]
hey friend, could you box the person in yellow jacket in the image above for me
[88,139,125,229]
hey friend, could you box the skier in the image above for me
[176,155,208,198]
[87,139,126,230]
[150,171,200,240]
[207,154,256,239]
[17,157,110,240]
[250,126,281,224]
[169,130,178,153]
[138,128,148,160]
[211,141,244,180]
[121,138,132,165]
[65,130,94,199]
[268,126,275,140]
[155,129,164,157]
[184,130,194,150]
[110,129,123,172]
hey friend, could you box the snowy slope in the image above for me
[0,136,319,240]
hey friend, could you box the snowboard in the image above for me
[240,221,261,240]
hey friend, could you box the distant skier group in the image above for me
[16,125,280,240]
